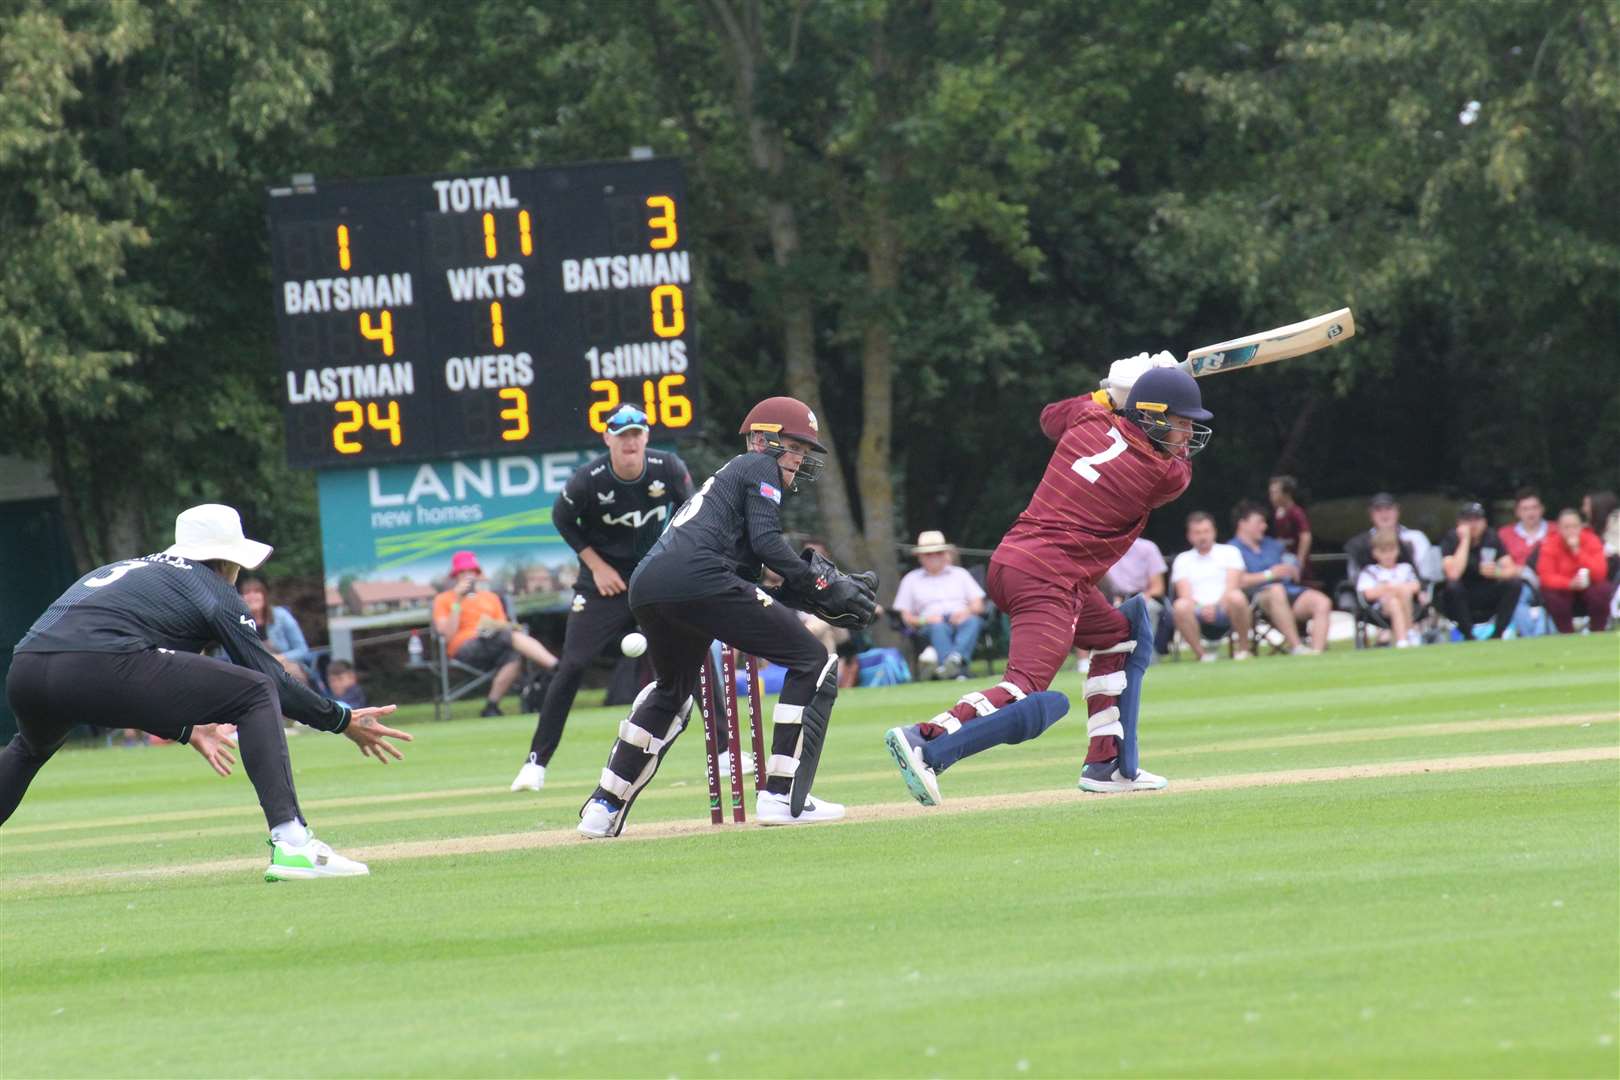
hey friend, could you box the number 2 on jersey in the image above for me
[1071,428,1128,482]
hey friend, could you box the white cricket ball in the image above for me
[620,632,648,658]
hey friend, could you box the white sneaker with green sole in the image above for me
[265,836,369,881]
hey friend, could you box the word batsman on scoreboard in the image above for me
[267,159,702,469]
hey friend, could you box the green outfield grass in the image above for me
[2,635,1617,1077]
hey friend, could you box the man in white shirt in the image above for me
[892,531,987,679]
[1170,511,1251,660]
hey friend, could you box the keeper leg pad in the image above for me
[787,654,839,817]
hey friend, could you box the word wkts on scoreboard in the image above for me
[268,159,698,468]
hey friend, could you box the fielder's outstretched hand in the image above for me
[189,724,237,777]
[343,704,413,763]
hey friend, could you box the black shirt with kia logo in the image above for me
[553,450,695,591]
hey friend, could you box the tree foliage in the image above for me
[1,0,1614,586]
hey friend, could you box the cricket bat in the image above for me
[1179,307,1355,379]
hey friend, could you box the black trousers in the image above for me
[1,649,302,829]
[527,586,637,765]
[597,581,832,801]
[1441,578,1519,638]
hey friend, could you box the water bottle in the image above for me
[408,629,424,666]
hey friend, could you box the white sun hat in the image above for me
[164,504,273,569]
[911,530,953,555]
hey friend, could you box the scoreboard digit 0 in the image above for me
[267,159,699,468]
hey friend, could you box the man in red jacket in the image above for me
[1538,508,1613,633]
[886,359,1212,803]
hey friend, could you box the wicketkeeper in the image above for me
[578,396,879,836]
[885,359,1212,803]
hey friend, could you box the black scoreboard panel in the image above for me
[268,159,698,468]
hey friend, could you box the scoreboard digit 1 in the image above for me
[267,159,699,468]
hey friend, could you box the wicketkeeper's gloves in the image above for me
[777,549,880,629]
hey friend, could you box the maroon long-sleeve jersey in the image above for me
[991,394,1192,589]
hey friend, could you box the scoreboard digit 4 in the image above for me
[268,159,699,468]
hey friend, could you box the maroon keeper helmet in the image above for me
[738,396,827,453]
[739,395,828,486]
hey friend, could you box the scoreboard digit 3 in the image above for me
[268,158,699,468]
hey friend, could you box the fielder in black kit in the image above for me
[1,504,411,881]
[510,403,695,792]
[578,396,879,836]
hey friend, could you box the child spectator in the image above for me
[1347,493,1435,581]
[1537,508,1613,633]
[324,660,368,707]
[239,575,315,686]
[1356,529,1424,647]
[1268,475,1313,568]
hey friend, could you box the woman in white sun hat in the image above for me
[2,504,411,881]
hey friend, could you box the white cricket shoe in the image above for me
[264,836,369,881]
[755,790,845,825]
[715,749,756,778]
[510,756,545,792]
[1078,762,1169,794]
[884,724,942,806]
[577,798,623,839]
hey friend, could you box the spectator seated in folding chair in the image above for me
[1353,529,1427,648]
[1341,492,1436,647]
[431,550,558,718]
[1230,500,1331,655]
[891,531,987,680]
[1169,510,1251,661]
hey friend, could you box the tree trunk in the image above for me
[44,409,93,574]
[853,23,904,599]
[708,0,871,570]
[856,186,901,600]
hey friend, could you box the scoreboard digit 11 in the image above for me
[267,158,699,468]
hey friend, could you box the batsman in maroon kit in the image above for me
[886,359,1212,803]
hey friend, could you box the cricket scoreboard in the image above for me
[267,159,699,468]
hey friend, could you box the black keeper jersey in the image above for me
[629,452,816,605]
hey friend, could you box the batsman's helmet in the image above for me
[1123,368,1213,457]
[739,396,827,484]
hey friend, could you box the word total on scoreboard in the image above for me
[267,158,700,468]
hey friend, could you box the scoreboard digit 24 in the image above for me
[267,158,699,468]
